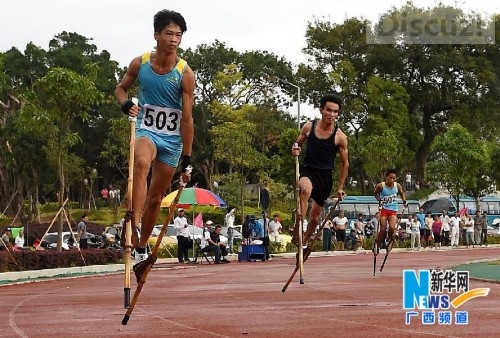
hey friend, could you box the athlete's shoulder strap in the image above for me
[141,52,151,64]
[175,58,188,74]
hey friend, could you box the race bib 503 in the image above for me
[140,104,181,135]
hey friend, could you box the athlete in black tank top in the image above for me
[290,93,349,248]
[303,119,339,170]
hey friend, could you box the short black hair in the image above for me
[320,93,343,110]
[215,225,222,230]
[154,10,187,33]
[385,169,397,177]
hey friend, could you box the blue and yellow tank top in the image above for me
[380,182,398,212]
[136,52,187,137]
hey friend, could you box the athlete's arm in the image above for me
[180,66,195,157]
[336,130,349,198]
[291,122,311,156]
[114,56,141,117]
[397,183,407,206]
[374,183,383,203]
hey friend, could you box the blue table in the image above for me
[238,244,266,261]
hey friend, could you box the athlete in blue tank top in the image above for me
[114,9,195,272]
[373,169,407,255]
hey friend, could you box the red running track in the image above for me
[1,247,499,337]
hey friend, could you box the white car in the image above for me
[41,231,101,250]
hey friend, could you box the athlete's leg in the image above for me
[386,214,398,252]
[137,160,176,248]
[376,215,388,246]
[303,201,322,243]
[132,137,156,243]
[292,176,312,245]
[298,176,312,219]
[387,215,398,239]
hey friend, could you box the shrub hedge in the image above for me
[0,249,123,272]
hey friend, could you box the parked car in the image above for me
[487,224,500,237]
[149,225,178,247]
[41,231,101,250]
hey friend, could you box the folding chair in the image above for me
[193,238,214,264]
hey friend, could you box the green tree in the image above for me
[19,67,104,250]
[426,123,489,207]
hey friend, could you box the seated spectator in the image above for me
[14,228,25,250]
[344,229,361,251]
[200,221,223,263]
[209,225,231,263]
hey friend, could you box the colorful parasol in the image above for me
[160,187,227,209]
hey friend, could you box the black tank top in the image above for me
[303,119,339,170]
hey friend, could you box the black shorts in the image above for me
[299,166,332,207]
[335,229,346,242]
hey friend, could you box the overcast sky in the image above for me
[2,0,499,118]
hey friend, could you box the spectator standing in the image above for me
[354,213,365,249]
[14,228,25,249]
[424,212,433,249]
[473,210,484,246]
[480,211,489,246]
[432,215,443,250]
[77,214,89,249]
[369,212,379,238]
[333,210,349,251]
[224,207,236,254]
[440,210,451,247]
[464,213,475,248]
[1,228,12,251]
[322,219,334,252]
[416,208,426,248]
[268,214,283,243]
[405,172,412,191]
[101,187,109,205]
[115,188,121,205]
[174,208,191,263]
[449,213,460,247]
[409,214,421,251]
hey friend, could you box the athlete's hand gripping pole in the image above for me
[122,166,192,325]
[123,97,138,308]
